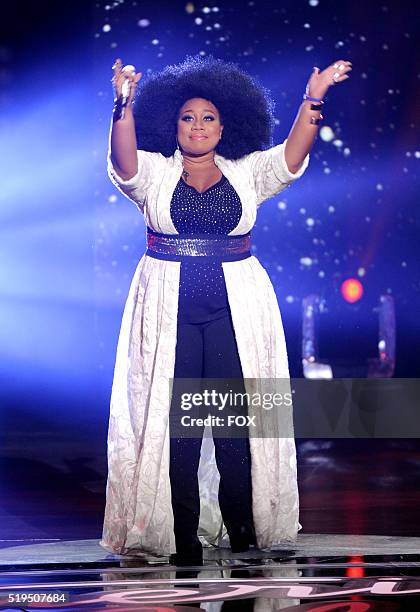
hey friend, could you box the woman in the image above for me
[99,54,352,564]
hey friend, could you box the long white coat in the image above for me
[99,138,310,556]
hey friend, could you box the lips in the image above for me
[190,135,207,140]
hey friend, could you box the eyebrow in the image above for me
[181,109,216,113]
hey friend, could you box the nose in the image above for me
[191,118,205,130]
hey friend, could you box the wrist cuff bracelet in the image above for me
[303,93,324,103]
[113,95,127,123]
[310,114,323,125]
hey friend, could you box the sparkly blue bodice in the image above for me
[170,174,242,323]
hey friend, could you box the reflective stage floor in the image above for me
[1,534,420,610]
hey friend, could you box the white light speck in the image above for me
[323,167,331,174]
[335,40,344,48]
[328,205,335,213]
[276,265,283,272]
[212,6,220,11]
[300,257,313,267]
[401,261,407,267]
[319,125,335,141]
[358,267,366,277]
[274,118,280,125]
[343,147,351,156]
[102,24,111,32]
[299,207,306,214]
[318,270,325,278]
[108,195,117,203]
[199,50,206,55]
[202,6,211,12]
[333,139,343,148]
[360,35,366,42]
[378,340,386,351]
[195,17,203,24]
[277,201,287,210]
[138,18,150,27]
[415,151,420,158]
[305,45,314,52]
[309,0,319,5]
[151,38,159,45]
[285,295,295,303]
[304,23,310,28]
[205,25,212,30]
[214,22,221,28]
[306,218,315,227]
[376,183,383,191]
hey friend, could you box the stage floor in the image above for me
[1,534,420,610]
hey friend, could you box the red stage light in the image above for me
[341,278,364,303]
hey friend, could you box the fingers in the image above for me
[111,58,124,97]
[331,59,352,84]
[111,59,142,100]
[112,58,122,72]
[125,72,143,104]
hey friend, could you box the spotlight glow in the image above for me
[341,278,364,303]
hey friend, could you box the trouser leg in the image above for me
[202,308,255,540]
[169,320,204,551]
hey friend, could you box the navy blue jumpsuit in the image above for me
[168,173,255,551]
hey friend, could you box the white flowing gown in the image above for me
[99,138,310,556]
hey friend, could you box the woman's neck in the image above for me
[181,151,216,172]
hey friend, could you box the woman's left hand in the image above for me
[305,60,352,100]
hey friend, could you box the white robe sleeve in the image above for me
[244,137,310,207]
[107,149,165,213]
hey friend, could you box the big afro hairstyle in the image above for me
[132,54,276,160]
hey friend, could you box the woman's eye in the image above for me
[181,115,215,121]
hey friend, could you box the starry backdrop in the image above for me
[92,0,419,378]
[0,0,419,542]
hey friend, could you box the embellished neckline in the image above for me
[179,174,226,195]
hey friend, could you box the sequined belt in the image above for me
[145,227,252,262]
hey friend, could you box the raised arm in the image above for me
[284,60,352,173]
[109,58,143,180]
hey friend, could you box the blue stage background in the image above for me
[0,0,418,541]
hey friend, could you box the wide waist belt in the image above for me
[146,228,252,262]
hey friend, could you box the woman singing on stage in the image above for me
[99,54,352,565]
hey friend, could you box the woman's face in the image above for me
[176,97,223,156]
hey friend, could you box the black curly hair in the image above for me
[132,54,276,160]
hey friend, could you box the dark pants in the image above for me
[169,302,254,550]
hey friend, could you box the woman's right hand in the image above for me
[112,58,143,104]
